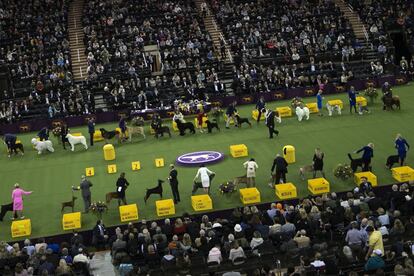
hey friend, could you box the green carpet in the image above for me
[1,84,413,241]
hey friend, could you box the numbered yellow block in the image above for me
[72,132,83,137]
[275,106,292,117]
[230,144,248,158]
[354,172,378,187]
[283,145,296,164]
[131,161,141,171]
[156,199,175,216]
[392,166,414,182]
[62,212,81,230]
[252,110,265,121]
[327,100,343,109]
[11,219,31,238]
[308,178,330,195]
[93,130,104,142]
[275,183,297,199]
[191,195,213,211]
[239,188,261,205]
[306,103,319,113]
[85,167,95,177]
[172,121,179,132]
[224,114,235,125]
[119,204,139,222]
[155,158,165,167]
[194,117,209,128]
[107,164,117,174]
[115,127,129,136]
[356,96,367,107]
[103,144,116,161]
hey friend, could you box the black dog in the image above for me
[192,174,215,195]
[144,180,165,203]
[348,153,366,172]
[0,203,15,221]
[175,120,196,136]
[100,128,120,143]
[154,126,171,139]
[386,154,400,169]
[9,143,24,156]
[206,119,220,133]
[235,115,252,128]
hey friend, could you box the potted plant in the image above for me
[364,86,378,104]
[333,164,354,181]
[89,201,108,219]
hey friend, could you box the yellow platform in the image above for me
[62,212,81,230]
[191,194,213,211]
[308,178,330,195]
[156,199,175,216]
[115,127,129,136]
[119,204,139,222]
[392,166,414,182]
[72,132,83,137]
[354,171,378,187]
[252,110,265,121]
[275,106,292,117]
[239,188,261,204]
[103,144,115,161]
[11,219,31,238]
[194,117,209,128]
[172,121,179,132]
[93,130,104,142]
[230,144,248,158]
[306,103,319,113]
[327,99,343,109]
[224,114,235,125]
[356,96,367,107]
[275,183,297,200]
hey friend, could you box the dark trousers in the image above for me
[170,183,180,203]
[89,132,94,146]
[256,110,262,123]
[274,170,286,184]
[62,136,68,149]
[267,125,279,138]
[118,195,127,206]
[83,195,91,213]
[350,104,357,113]
[362,159,371,172]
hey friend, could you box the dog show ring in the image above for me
[103,144,116,161]
[176,151,224,166]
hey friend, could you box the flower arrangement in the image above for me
[291,97,304,108]
[333,164,353,180]
[364,86,378,104]
[89,201,108,219]
[219,181,236,194]
[52,126,61,137]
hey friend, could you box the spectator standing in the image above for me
[92,220,107,250]
[365,226,384,260]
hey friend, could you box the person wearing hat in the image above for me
[364,248,385,271]
[243,158,258,187]
[168,164,180,204]
[365,226,384,261]
[77,175,93,213]
[11,183,33,219]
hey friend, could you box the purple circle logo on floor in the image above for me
[176,151,224,166]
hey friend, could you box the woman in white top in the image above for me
[194,164,214,194]
[173,110,185,123]
[243,158,258,187]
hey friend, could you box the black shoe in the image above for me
[275,131,279,136]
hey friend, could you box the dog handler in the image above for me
[354,143,374,172]
[116,172,129,206]
[243,158,258,187]
[395,134,410,166]
[2,133,17,157]
[168,164,180,204]
[12,183,33,219]
[194,164,215,194]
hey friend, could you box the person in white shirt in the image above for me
[173,110,185,123]
[207,244,222,264]
[243,158,258,187]
[194,164,215,194]
[228,241,245,262]
[73,248,90,268]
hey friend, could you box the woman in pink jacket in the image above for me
[12,183,33,219]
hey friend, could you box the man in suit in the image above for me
[264,109,279,138]
[92,220,107,250]
[255,97,266,123]
[79,175,93,213]
[87,118,95,146]
[270,154,288,185]
[37,127,49,141]
[116,172,129,206]
[61,122,69,150]
[168,164,180,204]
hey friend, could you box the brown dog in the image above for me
[233,175,248,187]
[299,164,314,180]
[61,196,77,212]
[106,192,120,204]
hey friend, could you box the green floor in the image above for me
[1,84,413,241]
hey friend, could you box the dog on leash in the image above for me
[192,174,215,194]
[31,138,55,154]
[299,164,314,180]
[61,196,77,212]
[106,192,120,204]
[348,153,365,172]
[143,180,165,203]
[127,126,146,141]
[206,119,220,133]
[100,128,120,144]
[0,203,14,221]
[386,155,400,169]
[8,143,24,156]
[233,175,248,187]
[175,120,196,136]
[154,126,171,138]
[66,134,88,151]
[235,114,252,128]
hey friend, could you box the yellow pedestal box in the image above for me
[103,144,115,161]
[356,96,368,107]
[194,117,209,128]
[327,100,343,109]
[230,144,248,158]
[93,130,104,142]
[156,199,175,216]
[131,161,141,171]
[11,219,31,238]
[308,178,330,195]
[252,110,265,121]
[72,132,83,137]
[155,158,165,167]
[107,164,117,174]
[191,195,213,211]
[275,106,292,117]
[275,183,297,200]
[115,127,129,136]
[150,127,155,134]
[62,212,81,231]
[239,188,261,204]
[172,121,179,132]
[283,145,296,164]
[85,167,95,176]
[15,140,22,145]
[392,166,414,182]
[354,172,378,187]
[224,114,235,125]
[119,204,139,222]
[306,103,319,113]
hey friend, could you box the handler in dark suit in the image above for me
[79,175,93,213]
[168,164,180,204]
[37,127,49,141]
[264,109,279,139]
[355,143,374,172]
[116,172,129,206]
[61,123,69,150]
[87,118,95,146]
[2,133,17,157]
[270,154,288,185]
[92,219,107,250]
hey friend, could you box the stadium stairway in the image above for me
[68,0,88,82]
[334,0,367,41]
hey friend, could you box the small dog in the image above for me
[206,119,220,133]
[100,128,120,143]
[127,126,145,141]
[233,175,248,187]
[8,143,24,156]
[0,203,14,221]
[144,180,165,203]
[386,154,400,169]
[348,153,365,172]
[175,120,196,136]
[106,192,120,204]
[154,126,171,138]
[61,196,77,212]
[235,115,252,128]
[299,164,314,180]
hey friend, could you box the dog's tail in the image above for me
[347,153,354,161]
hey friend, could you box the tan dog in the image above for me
[127,126,146,141]
[233,175,248,188]
[299,164,314,180]
[106,192,119,204]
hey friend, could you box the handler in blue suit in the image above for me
[395,134,410,166]
[348,86,357,114]
[355,143,374,171]
[37,127,49,141]
[2,133,17,157]
[255,96,266,123]
[316,90,323,116]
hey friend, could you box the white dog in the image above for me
[31,138,55,154]
[295,106,310,121]
[66,134,88,151]
[326,103,342,116]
